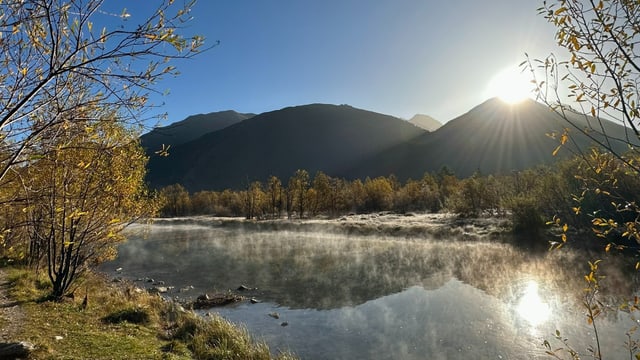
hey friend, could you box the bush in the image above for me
[507,195,545,234]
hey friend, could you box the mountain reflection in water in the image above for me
[102,224,640,359]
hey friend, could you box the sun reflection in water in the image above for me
[516,280,551,326]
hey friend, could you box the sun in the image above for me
[485,65,534,104]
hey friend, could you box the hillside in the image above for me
[140,110,254,152]
[145,104,426,191]
[348,98,639,180]
[145,99,639,191]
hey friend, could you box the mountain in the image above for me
[348,98,638,180]
[145,104,426,191]
[145,98,639,191]
[408,114,441,131]
[140,110,254,152]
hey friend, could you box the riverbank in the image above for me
[0,266,296,359]
[152,212,515,242]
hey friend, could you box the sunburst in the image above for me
[486,64,534,104]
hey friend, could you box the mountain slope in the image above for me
[347,98,638,180]
[146,104,426,191]
[145,98,639,191]
[140,110,254,152]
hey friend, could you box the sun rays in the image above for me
[486,64,534,104]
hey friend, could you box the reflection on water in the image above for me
[516,280,551,327]
[102,224,640,359]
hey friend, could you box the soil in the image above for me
[0,269,23,342]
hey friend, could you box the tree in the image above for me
[532,1,640,160]
[348,179,366,213]
[266,176,283,219]
[363,176,393,212]
[22,114,156,299]
[0,0,204,185]
[242,181,265,219]
[288,169,310,218]
[160,184,191,217]
[0,0,205,299]
[531,0,640,247]
[191,190,219,215]
[531,1,640,357]
[312,171,332,216]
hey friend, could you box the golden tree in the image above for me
[0,0,204,182]
[531,1,640,358]
[0,0,204,297]
[21,109,157,299]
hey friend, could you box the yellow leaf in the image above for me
[552,145,562,156]
[562,223,568,232]
[561,233,567,242]
[591,106,596,117]
[605,243,611,252]
[20,67,27,76]
[571,36,581,50]
[555,7,567,15]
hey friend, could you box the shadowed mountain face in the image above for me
[348,98,639,180]
[140,110,255,152]
[145,104,426,191]
[145,99,639,191]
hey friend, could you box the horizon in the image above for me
[159,96,539,127]
[102,1,561,129]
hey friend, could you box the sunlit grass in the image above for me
[5,267,296,360]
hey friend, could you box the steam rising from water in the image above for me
[105,220,639,359]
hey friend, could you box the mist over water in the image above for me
[102,223,640,359]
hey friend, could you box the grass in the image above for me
[5,267,297,360]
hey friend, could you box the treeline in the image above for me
[159,150,640,238]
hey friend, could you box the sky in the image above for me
[114,1,563,126]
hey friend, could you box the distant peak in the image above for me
[408,114,441,132]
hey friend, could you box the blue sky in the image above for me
[116,1,560,126]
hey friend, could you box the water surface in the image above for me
[101,223,640,359]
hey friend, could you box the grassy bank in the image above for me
[4,266,296,360]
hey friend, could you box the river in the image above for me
[100,220,640,359]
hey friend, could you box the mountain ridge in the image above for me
[145,103,426,191]
[140,110,255,152]
[144,99,637,191]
